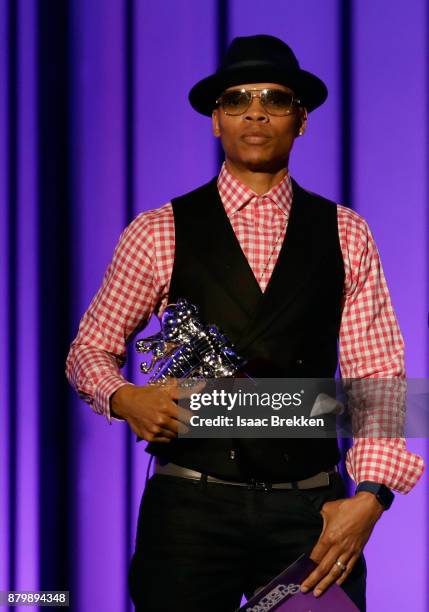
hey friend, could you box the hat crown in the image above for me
[220,34,300,72]
[188,34,328,116]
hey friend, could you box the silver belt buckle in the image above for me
[247,479,272,491]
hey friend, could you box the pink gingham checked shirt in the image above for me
[66,163,424,493]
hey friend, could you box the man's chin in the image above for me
[242,158,285,173]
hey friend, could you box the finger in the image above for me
[143,414,189,437]
[308,521,329,565]
[312,554,353,597]
[177,404,192,427]
[145,418,181,440]
[129,420,174,444]
[152,406,192,437]
[147,414,184,436]
[309,539,330,565]
[152,425,178,438]
[310,511,332,563]
[301,545,344,593]
[154,398,192,426]
[335,553,360,587]
[163,378,206,400]
[158,395,194,425]
[153,429,177,440]
[176,419,189,434]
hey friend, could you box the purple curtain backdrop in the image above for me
[0,0,9,597]
[352,3,428,608]
[1,0,39,604]
[1,1,428,611]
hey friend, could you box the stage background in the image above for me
[1,1,428,610]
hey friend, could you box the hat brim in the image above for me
[189,64,328,116]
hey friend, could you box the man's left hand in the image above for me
[300,492,385,597]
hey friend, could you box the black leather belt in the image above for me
[153,460,338,490]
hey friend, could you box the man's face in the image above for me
[212,82,307,173]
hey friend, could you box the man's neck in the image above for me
[224,160,288,195]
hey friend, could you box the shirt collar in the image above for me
[217,162,293,217]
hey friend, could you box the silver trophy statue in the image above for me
[136,298,246,382]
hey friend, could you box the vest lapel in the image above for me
[178,178,263,321]
[236,179,324,351]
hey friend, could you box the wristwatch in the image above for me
[355,481,394,510]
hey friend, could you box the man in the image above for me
[66,35,424,611]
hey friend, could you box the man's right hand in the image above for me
[110,380,203,443]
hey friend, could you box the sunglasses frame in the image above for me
[216,87,302,116]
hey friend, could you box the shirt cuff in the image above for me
[345,439,425,494]
[94,375,134,424]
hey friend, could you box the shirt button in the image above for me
[229,450,236,460]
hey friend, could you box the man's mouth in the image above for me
[241,132,271,144]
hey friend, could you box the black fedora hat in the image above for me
[189,34,328,116]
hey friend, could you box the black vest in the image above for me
[147,176,345,482]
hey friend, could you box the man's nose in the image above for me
[244,96,269,121]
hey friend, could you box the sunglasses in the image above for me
[216,88,301,116]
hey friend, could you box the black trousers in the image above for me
[128,472,366,611]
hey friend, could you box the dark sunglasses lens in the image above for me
[262,90,294,115]
[220,91,250,115]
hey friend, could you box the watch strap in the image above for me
[355,481,394,510]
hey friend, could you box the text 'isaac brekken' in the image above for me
[189,415,325,427]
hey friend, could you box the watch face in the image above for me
[377,485,394,509]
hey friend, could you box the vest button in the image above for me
[296,359,303,365]
[283,453,289,462]
[229,449,236,460]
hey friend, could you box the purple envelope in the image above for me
[236,554,359,612]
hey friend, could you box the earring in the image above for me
[298,129,304,136]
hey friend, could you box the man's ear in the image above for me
[212,110,221,137]
[297,107,308,137]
